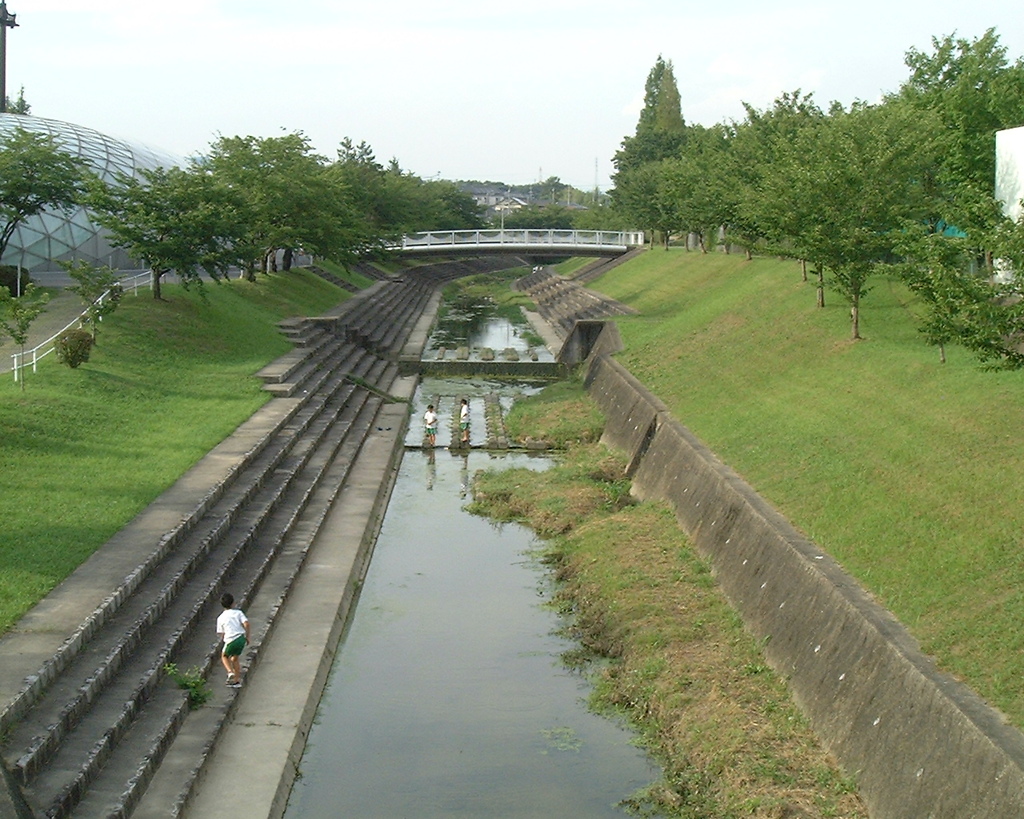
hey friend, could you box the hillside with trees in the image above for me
[611,30,1024,359]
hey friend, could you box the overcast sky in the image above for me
[7,0,1024,191]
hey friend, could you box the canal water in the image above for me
[282,379,660,818]
[424,302,555,363]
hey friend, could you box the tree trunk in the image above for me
[152,269,163,301]
[801,259,808,282]
[282,248,293,271]
[244,260,257,283]
[939,342,947,364]
[815,264,825,308]
[745,247,752,261]
[851,296,861,340]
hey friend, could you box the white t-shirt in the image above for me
[460,403,469,423]
[424,410,438,428]
[217,608,248,643]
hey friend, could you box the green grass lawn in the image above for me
[0,269,348,633]
[588,248,1024,727]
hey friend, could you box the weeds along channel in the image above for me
[467,381,866,819]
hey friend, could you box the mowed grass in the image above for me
[0,270,348,633]
[589,248,1024,725]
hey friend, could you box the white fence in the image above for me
[9,270,156,381]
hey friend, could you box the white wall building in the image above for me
[996,125,1024,222]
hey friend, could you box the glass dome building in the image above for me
[0,113,183,274]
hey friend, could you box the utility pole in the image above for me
[0,1,17,114]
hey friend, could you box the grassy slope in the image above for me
[588,248,1024,726]
[0,270,348,632]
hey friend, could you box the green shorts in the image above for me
[460,421,469,431]
[223,635,247,657]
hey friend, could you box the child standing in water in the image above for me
[424,404,438,448]
[459,398,470,446]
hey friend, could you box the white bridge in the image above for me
[393,229,644,257]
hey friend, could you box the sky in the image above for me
[6,0,1024,192]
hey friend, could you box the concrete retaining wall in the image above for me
[580,323,1024,818]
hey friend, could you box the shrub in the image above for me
[54,328,94,368]
[0,265,31,296]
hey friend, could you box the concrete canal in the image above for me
[282,378,661,818]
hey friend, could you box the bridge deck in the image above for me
[394,229,644,257]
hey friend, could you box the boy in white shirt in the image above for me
[459,398,470,445]
[216,592,250,687]
[424,404,438,447]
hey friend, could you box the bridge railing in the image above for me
[394,229,645,251]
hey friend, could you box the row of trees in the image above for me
[0,127,487,300]
[611,31,1024,364]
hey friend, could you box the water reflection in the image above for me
[283,450,660,819]
[426,295,553,363]
[429,294,499,350]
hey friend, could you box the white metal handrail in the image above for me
[395,229,645,251]
[9,270,156,381]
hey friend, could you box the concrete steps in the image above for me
[513,267,635,338]
[0,294,415,818]
[0,258,524,817]
[3,345,392,817]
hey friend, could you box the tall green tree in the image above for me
[731,91,825,259]
[612,56,688,230]
[0,126,88,264]
[87,165,250,299]
[637,55,686,137]
[327,138,400,258]
[755,100,941,338]
[205,133,364,277]
[658,124,733,252]
[897,28,1024,248]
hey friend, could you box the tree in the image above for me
[0,282,50,390]
[326,138,402,258]
[755,100,942,338]
[430,181,485,230]
[612,56,688,228]
[897,27,1024,266]
[87,165,250,299]
[59,259,123,341]
[731,91,825,259]
[204,133,356,277]
[658,124,733,252]
[637,55,686,137]
[893,227,981,362]
[495,203,575,231]
[612,160,672,245]
[4,86,29,114]
[0,126,88,263]
[900,29,1024,200]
